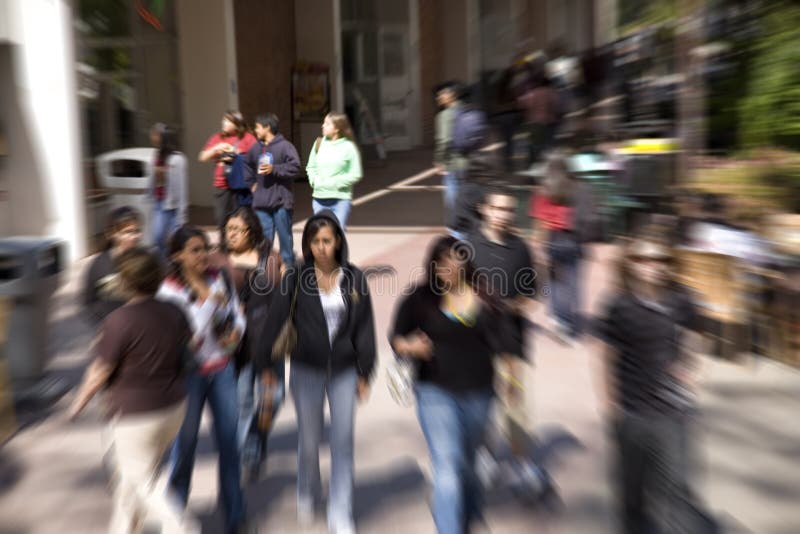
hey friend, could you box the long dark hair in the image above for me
[104,206,142,251]
[301,216,344,266]
[167,225,210,294]
[220,207,269,255]
[158,125,178,163]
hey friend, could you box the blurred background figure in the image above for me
[150,123,188,259]
[83,206,143,329]
[433,81,468,232]
[595,231,717,534]
[70,247,199,534]
[517,73,561,167]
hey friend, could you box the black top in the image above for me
[596,288,701,415]
[256,211,376,379]
[83,250,126,328]
[468,229,537,300]
[390,286,523,393]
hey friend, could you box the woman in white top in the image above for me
[156,225,248,533]
[150,123,189,257]
[257,210,376,534]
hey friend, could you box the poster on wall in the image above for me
[292,62,330,122]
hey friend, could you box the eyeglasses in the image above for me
[225,225,248,235]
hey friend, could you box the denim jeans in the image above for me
[237,361,286,471]
[547,232,582,337]
[415,383,493,534]
[312,198,352,231]
[153,200,179,258]
[169,363,244,532]
[255,207,295,267]
[442,171,463,229]
[290,363,358,529]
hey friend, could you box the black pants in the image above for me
[614,412,716,534]
[214,189,239,233]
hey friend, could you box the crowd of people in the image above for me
[69,95,721,534]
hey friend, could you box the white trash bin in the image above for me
[96,148,157,246]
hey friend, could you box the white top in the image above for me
[156,272,246,372]
[319,272,346,347]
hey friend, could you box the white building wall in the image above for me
[0,0,87,261]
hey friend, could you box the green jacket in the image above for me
[433,102,468,171]
[306,137,363,200]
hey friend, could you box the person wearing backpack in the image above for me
[306,113,362,231]
[199,111,257,234]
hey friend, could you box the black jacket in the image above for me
[256,211,376,379]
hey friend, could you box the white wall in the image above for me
[0,0,87,262]
[176,0,239,208]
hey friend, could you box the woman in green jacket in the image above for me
[307,112,363,230]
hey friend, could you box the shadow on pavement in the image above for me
[353,460,427,523]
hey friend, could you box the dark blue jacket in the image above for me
[243,134,301,210]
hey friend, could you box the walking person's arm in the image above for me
[68,317,125,419]
[174,154,189,224]
[243,144,259,193]
[306,144,319,188]
[353,276,377,401]
[69,358,115,419]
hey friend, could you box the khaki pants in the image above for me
[108,401,199,534]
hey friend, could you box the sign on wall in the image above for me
[292,62,331,122]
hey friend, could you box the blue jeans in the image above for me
[547,232,582,337]
[153,200,179,258]
[237,362,286,470]
[443,171,463,228]
[169,363,244,532]
[255,207,295,267]
[312,198,352,231]
[290,363,358,528]
[415,383,493,534]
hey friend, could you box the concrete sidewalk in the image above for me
[2,232,799,533]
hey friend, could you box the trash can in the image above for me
[96,148,157,246]
[0,238,64,389]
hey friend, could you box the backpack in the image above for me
[224,152,252,207]
[450,107,489,155]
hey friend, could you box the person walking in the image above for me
[70,247,199,534]
[529,154,588,343]
[243,112,301,267]
[595,234,716,534]
[157,226,248,533]
[390,235,524,534]
[257,210,376,534]
[83,206,144,328]
[306,113,363,231]
[199,111,257,233]
[215,207,284,481]
[433,81,468,231]
[150,124,188,257]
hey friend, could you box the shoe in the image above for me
[297,497,315,527]
[328,518,356,534]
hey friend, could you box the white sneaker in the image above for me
[297,497,315,527]
[328,519,356,534]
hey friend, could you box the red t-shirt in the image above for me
[203,131,257,189]
[530,193,574,231]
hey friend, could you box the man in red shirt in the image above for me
[199,110,257,233]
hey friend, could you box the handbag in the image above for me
[386,357,416,407]
[271,275,299,361]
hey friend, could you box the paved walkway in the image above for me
[2,151,800,533]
